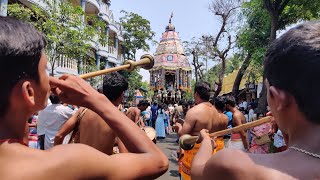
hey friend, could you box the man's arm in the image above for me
[117,137,129,153]
[191,129,216,180]
[197,149,297,180]
[177,110,196,137]
[233,115,249,150]
[54,109,80,146]
[135,109,141,124]
[49,75,168,179]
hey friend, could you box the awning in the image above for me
[219,69,262,95]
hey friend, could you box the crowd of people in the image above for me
[0,16,319,180]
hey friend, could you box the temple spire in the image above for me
[166,12,175,32]
[169,12,173,24]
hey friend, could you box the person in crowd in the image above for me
[214,96,229,132]
[164,105,170,134]
[224,100,233,139]
[0,17,168,179]
[174,81,228,180]
[248,105,255,122]
[155,103,166,139]
[37,98,51,150]
[168,104,175,129]
[28,113,38,149]
[191,20,320,180]
[272,122,287,152]
[238,98,248,112]
[142,104,152,126]
[249,114,273,154]
[225,96,249,151]
[126,100,149,127]
[37,94,75,149]
[54,72,129,155]
[151,102,158,128]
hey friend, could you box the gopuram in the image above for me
[149,15,192,104]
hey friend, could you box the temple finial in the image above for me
[169,12,173,24]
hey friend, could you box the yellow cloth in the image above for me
[181,137,224,180]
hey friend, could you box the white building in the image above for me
[0,0,125,76]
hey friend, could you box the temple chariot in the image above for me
[149,14,192,104]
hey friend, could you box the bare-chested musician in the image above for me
[0,17,168,180]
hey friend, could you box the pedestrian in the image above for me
[155,104,166,139]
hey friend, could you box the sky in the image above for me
[110,0,221,82]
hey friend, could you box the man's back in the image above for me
[79,110,116,155]
[184,102,224,135]
[233,110,246,125]
[216,113,228,133]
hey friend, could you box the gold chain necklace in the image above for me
[289,146,320,159]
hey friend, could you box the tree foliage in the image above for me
[8,1,105,76]
[207,0,241,98]
[120,69,143,102]
[256,0,320,113]
[183,38,206,81]
[120,10,155,60]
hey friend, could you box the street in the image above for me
[156,133,180,180]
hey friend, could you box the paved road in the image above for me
[156,133,180,180]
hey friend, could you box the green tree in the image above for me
[120,10,155,60]
[141,80,152,100]
[207,0,241,98]
[120,69,143,102]
[8,1,105,76]
[232,0,271,97]
[257,0,320,113]
[183,37,205,81]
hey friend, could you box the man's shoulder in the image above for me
[204,149,254,178]
[233,110,244,118]
[191,103,215,112]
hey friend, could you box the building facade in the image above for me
[0,0,124,76]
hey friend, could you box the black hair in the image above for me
[194,81,210,101]
[103,72,128,101]
[225,96,236,108]
[158,103,164,114]
[49,95,61,104]
[138,100,149,107]
[215,96,226,111]
[0,17,47,117]
[264,20,320,124]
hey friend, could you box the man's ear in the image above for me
[269,86,291,111]
[21,81,36,107]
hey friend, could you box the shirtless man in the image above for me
[225,96,249,150]
[54,72,128,155]
[191,20,320,180]
[0,17,168,179]
[126,100,149,126]
[175,81,227,136]
[214,96,229,129]
[174,81,228,180]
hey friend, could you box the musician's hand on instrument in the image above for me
[49,75,103,107]
[173,122,182,131]
[197,129,210,142]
